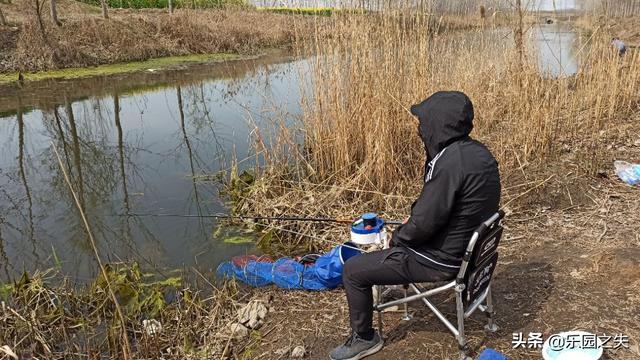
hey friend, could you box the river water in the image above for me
[0,25,580,281]
[0,51,310,280]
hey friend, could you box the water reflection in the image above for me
[0,51,305,280]
[17,103,38,264]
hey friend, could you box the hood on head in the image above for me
[410,91,474,161]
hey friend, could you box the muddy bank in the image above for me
[0,48,294,113]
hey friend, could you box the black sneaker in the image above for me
[329,332,383,360]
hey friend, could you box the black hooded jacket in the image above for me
[390,91,501,273]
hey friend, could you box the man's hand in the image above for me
[387,217,409,249]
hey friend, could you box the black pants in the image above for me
[342,247,455,334]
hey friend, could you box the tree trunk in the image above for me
[100,0,109,19]
[0,5,7,26]
[515,0,524,71]
[168,0,174,14]
[34,0,49,43]
[50,0,61,26]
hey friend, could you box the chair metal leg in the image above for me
[484,285,499,333]
[376,285,384,339]
[455,287,471,360]
[401,285,413,321]
[377,310,383,339]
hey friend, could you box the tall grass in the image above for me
[293,13,640,192]
[251,0,511,14]
[238,10,639,252]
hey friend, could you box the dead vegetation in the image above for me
[0,0,311,72]
[234,10,640,255]
[0,263,269,359]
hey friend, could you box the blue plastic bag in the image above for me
[217,258,274,287]
[314,242,362,289]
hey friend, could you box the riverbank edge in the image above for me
[0,52,253,84]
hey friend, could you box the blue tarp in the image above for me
[217,243,361,291]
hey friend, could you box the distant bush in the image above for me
[257,7,335,16]
[79,0,250,9]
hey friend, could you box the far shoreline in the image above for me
[0,48,297,113]
[0,52,247,85]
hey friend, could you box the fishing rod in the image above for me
[120,213,404,225]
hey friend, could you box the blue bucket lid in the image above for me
[351,217,385,234]
[362,212,377,221]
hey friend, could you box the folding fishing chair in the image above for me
[374,210,505,360]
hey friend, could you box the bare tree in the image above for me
[33,0,49,42]
[0,5,7,26]
[50,0,61,26]
[100,0,109,19]
[514,0,524,70]
[168,0,174,14]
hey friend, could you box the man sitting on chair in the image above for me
[330,91,501,360]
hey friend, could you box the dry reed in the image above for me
[0,264,256,358]
[236,10,640,254]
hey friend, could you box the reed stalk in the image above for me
[51,143,132,359]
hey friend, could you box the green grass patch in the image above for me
[258,7,335,16]
[0,53,240,84]
[257,7,368,16]
[213,224,257,246]
[223,236,255,245]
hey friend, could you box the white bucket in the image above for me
[542,331,603,360]
[350,229,387,245]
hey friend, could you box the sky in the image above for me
[531,0,578,11]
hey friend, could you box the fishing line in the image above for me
[258,222,382,254]
[119,212,403,225]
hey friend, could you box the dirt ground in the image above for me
[233,147,640,359]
